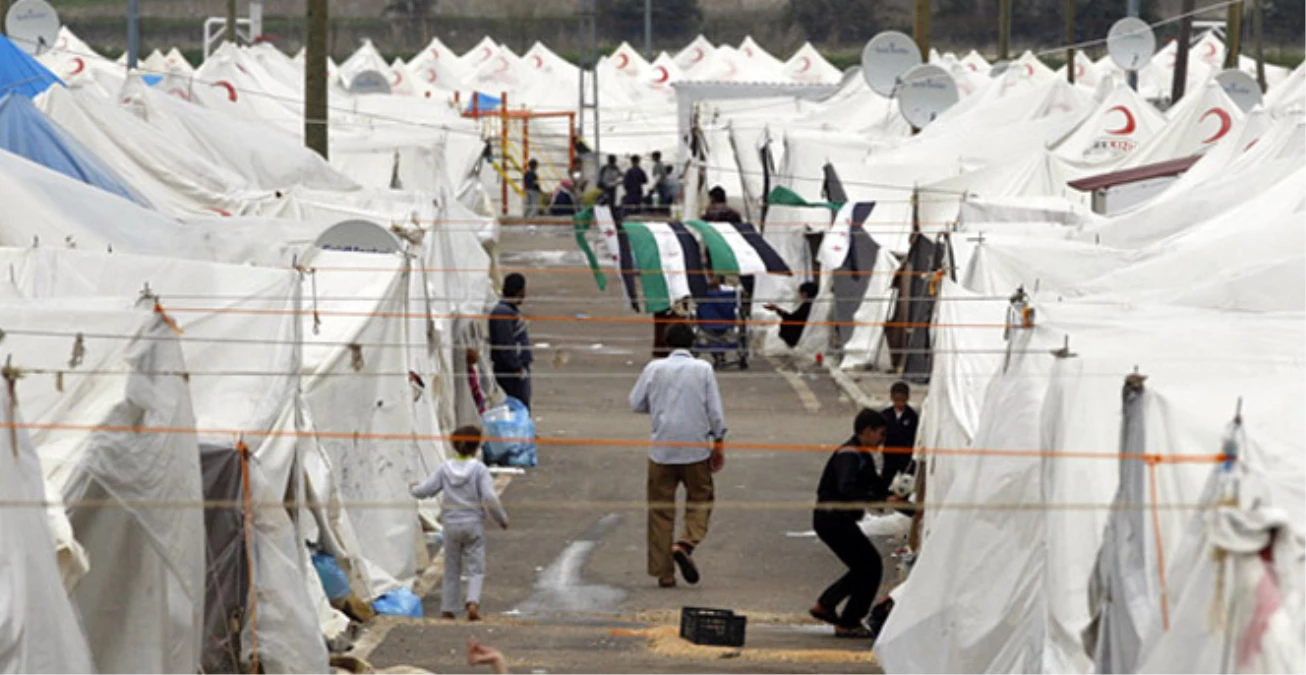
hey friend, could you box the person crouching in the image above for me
[410,425,510,621]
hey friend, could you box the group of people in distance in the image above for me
[521,152,678,218]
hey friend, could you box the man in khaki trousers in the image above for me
[629,323,727,587]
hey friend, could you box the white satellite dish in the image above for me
[898,64,958,129]
[1107,17,1156,72]
[5,0,60,56]
[313,219,403,254]
[349,70,392,95]
[861,30,921,97]
[1215,69,1263,112]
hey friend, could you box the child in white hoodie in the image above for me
[410,425,509,621]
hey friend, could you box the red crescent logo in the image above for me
[494,56,510,75]
[425,68,437,83]
[532,54,544,69]
[654,65,669,83]
[1105,105,1136,135]
[617,52,630,69]
[168,87,190,100]
[1200,107,1232,143]
[1075,62,1086,79]
[967,62,978,71]
[1023,63,1035,76]
[213,80,238,102]
[68,57,85,76]
[1204,42,1218,58]
[798,55,812,73]
[429,47,439,59]
[391,69,403,85]
[692,47,704,63]
[481,46,492,60]
[744,46,754,57]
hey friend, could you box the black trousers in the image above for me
[814,513,883,628]
[494,370,531,410]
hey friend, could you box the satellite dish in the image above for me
[1107,17,1156,72]
[313,220,403,254]
[349,70,392,95]
[5,0,59,56]
[898,64,958,129]
[861,31,921,97]
[1215,69,1263,112]
[989,60,1011,78]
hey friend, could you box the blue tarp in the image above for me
[0,35,61,99]
[463,91,501,115]
[0,93,152,206]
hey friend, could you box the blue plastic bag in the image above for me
[372,587,424,617]
[311,551,350,601]
[480,396,537,467]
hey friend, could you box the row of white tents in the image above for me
[678,28,1303,675]
[3,26,506,675]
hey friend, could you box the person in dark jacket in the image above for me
[702,185,742,224]
[809,409,901,638]
[881,381,919,486]
[622,154,648,208]
[488,273,533,409]
[764,281,818,349]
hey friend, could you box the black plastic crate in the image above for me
[680,607,747,647]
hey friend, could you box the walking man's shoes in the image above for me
[672,543,700,585]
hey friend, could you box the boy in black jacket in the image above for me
[809,409,902,638]
[881,381,919,487]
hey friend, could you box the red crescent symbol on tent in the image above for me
[1075,62,1086,79]
[1023,63,1035,76]
[429,47,439,59]
[169,87,190,101]
[481,46,493,60]
[1204,42,1218,57]
[213,80,238,102]
[654,65,669,83]
[425,68,437,83]
[391,69,403,85]
[798,55,812,72]
[532,54,544,69]
[494,56,510,75]
[1200,107,1232,143]
[1105,106,1136,135]
[617,52,630,69]
[744,46,754,57]
[692,47,704,63]
[68,57,85,76]
[967,62,978,71]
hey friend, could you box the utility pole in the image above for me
[1126,0,1140,90]
[913,0,930,61]
[1252,0,1265,90]
[1224,0,1243,69]
[127,0,139,68]
[998,0,1011,60]
[1172,0,1194,102]
[644,0,652,60]
[306,0,329,159]
[0,0,9,35]
[226,0,238,42]
[1064,0,1075,84]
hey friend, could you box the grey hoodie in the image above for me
[410,456,509,527]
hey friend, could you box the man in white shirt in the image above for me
[629,322,727,588]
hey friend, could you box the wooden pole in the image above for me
[0,0,9,35]
[1172,0,1195,103]
[226,0,238,42]
[1252,0,1266,91]
[998,0,1012,61]
[1064,0,1076,84]
[305,0,329,159]
[913,0,930,61]
[1224,0,1244,70]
